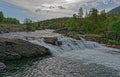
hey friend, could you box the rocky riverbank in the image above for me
[54,29,120,49]
[0,24,26,34]
[0,30,61,71]
[0,37,51,71]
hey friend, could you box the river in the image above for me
[0,30,120,77]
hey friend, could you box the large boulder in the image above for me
[44,37,58,45]
[0,38,51,60]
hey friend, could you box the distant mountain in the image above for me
[107,6,120,14]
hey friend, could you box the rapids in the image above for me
[0,30,120,77]
[28,37,120,71]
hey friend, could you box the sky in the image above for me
[0,0,120,22]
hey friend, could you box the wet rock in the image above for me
[54,28,69,35]
[0,37,51,60]
[0,29,9,34]
[3,29,9,33]
[44,37,58,45]
[0,62,6,70]
[4,52,21,60]
[57,41,62,46]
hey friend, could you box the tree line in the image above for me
[0,11,20,24]
[25,8,119,44]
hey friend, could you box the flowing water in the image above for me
[0,30,120,77]
[29,37,120,70]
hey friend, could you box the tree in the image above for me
[90,8,99,21]
[24,18,36,31]
[73,14,77,19]
[0,11,20,24]
[65,18,80,32]
[78,7,83,18]
[111,20,120,41]
[24,18,32,25]
[2,17,20,24]
[0,11,4,22]
[99,9,106,20]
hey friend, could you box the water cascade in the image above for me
[0,30,120,77]
[27,37,120,71]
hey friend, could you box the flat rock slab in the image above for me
[13,57,120,77]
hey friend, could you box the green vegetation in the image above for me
[24,18,36,31]
[0,11,20,24]
[27,8,120,44]
[0,24,26,32]
[0,11,26,32]
[111,20,120,40]
[0,11,4,22]
[0,9,120,44]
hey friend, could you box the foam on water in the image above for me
[28,37,120,71]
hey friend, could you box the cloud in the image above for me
[4,0,119,20]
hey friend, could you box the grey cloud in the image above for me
[35,8,41,12]
[4,0,119,20]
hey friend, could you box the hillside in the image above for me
[0,11,26,33]
[0,24,26,33]
[31,8,120,45]
[107,6,120,14]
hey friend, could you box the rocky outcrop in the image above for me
[0,38,51,60]
[0,29,9,34]
[44,37,58,45]
[55,29,120,49]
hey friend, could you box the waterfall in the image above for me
[28,37,103,56]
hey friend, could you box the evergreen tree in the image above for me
[73,14,77,19]
[24,18,32,25]
[2,17,20,24]
[100,9,106,20]
[90,8,99,22]
[24,18,36,31]
[0,11,4,22]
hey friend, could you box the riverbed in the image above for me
[0,30,120,77]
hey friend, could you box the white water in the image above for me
[0,30,120,71]
[28,37,120,71]
[0,29,62,39]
